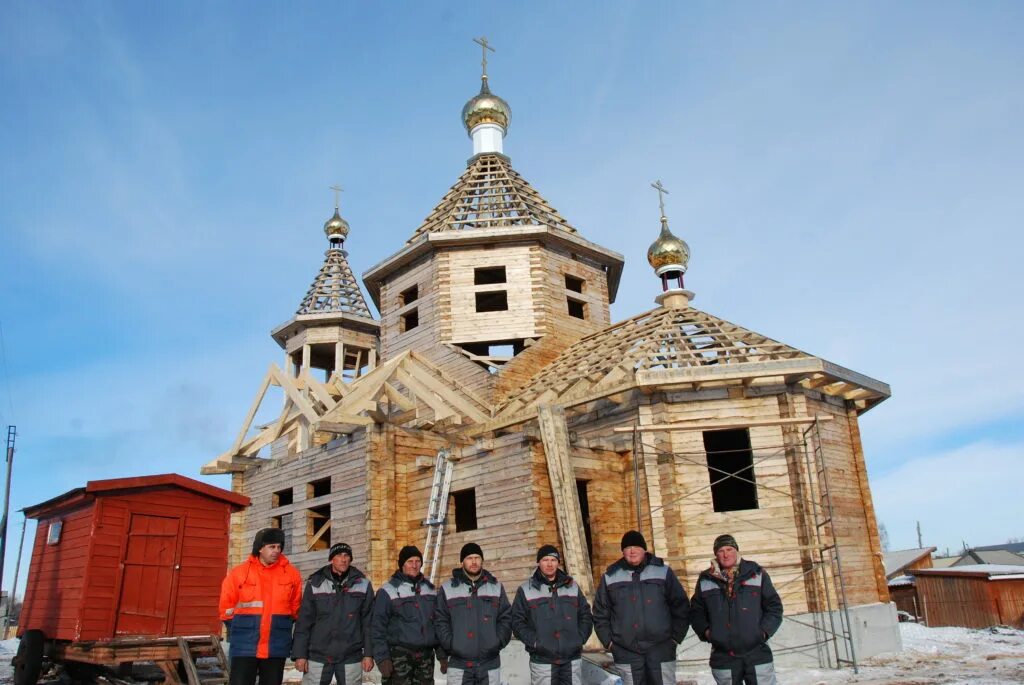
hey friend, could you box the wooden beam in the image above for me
[612,415,834,433]
[537,405,594,598]
[306,519,332,552]
[397,361,489,423]
[228,369,274,456]
[269,366,320,423]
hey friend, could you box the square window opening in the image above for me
[401,308,419,332]
[474,266,507,285]
[565,274,585,293]
[703,429,758,512]
[272,487,293,508]
[475,291,508,312]
[567,297,587,320]
[308,477,331,499]
[453,488,478,532]
[271,513,293,552]
[307,504,331,551]
[400,285,419,306]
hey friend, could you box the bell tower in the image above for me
[363,39,624,403]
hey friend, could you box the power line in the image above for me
[0,321,14,427]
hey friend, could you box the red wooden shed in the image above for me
[19,474,249,642]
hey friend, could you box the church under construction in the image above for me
[202,44,896,667]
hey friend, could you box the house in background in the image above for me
[883,547,936,619]
[933,542,1024,569]
[910,564,1024,628]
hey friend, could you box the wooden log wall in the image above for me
[445,244,539,344]
[803,393,889,606]
[233,436,369,578]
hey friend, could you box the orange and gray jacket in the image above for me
[690,559,783,667]
[219,554,303,659]
[292,565,374,665]
[512,568,593,664]
[593,554,690,653]
[371,572,441,662]
[435,568,512,670]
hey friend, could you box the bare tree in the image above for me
[878,521,890,552]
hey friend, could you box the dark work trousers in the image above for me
[611,640,677,685]
[229,657,287,685]
[383,645,435,685]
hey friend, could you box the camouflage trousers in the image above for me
[383,646,435,685]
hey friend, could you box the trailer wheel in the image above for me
[13,630,45,685]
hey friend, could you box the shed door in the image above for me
[114,513,183,635]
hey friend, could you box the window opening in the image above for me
[400,285,419,306]
[307,505,331,551]
[474,266,507,285]
[270,513,293,552]
[272,488,293,507]
[703,429,758,512]
[475,291,508,312]
[567,297,587,320]
[401,308,419,332]
[565,275,585,293]
[453,488,478,532]
[308,477,331,499]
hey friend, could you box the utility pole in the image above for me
[0,426,15,597]
[916,520,923,548]
[2,515,25,634]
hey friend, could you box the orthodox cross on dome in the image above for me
[651,179,669,219]
[473,36,495,79]
[330,184,344,210]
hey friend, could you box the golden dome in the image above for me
[462,77,511,135]
[323,208,350,239]
[647,219,690,275]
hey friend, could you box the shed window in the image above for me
[272,488,293,508]
[308,477,331,499]
[453,488,478,532]
[47,521,62,545]
[475,291,508,312]
[474,266,506,285]
[703,429,758,512]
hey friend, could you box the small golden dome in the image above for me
[323,208,349,239]
[462,77,511,136]
[647,219,690,275]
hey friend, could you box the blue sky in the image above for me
[1,2,1022,592]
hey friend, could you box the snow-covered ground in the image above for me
[1,624,1022,684]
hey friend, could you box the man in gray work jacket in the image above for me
[512,544,594,685]
[690,534,783,685]
[593,531,690,685]
[292,542,374,685]
[435,542,513,685]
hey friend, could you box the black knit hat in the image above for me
[713,534,739,553]
[398,545,423,568]
[252,527,285,556]
[536,544,561,563]
[460,542,484,562]
[329,542,353,561]
[621,530,647,551]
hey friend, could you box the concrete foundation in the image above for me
[677,601,902,673]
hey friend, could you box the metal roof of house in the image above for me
[883,547,937,578]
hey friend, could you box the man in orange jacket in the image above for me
[220,528,303,685]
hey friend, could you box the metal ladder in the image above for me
[422,447,454,585]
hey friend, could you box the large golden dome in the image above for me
[462,77,511,136]
[647,220,690,275]
[323,208,350,239]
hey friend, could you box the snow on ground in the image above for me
[1,625,1022,684]
[680,624,1024,685]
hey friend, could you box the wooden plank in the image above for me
[612,415,834,433]
[536,405,594,597]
